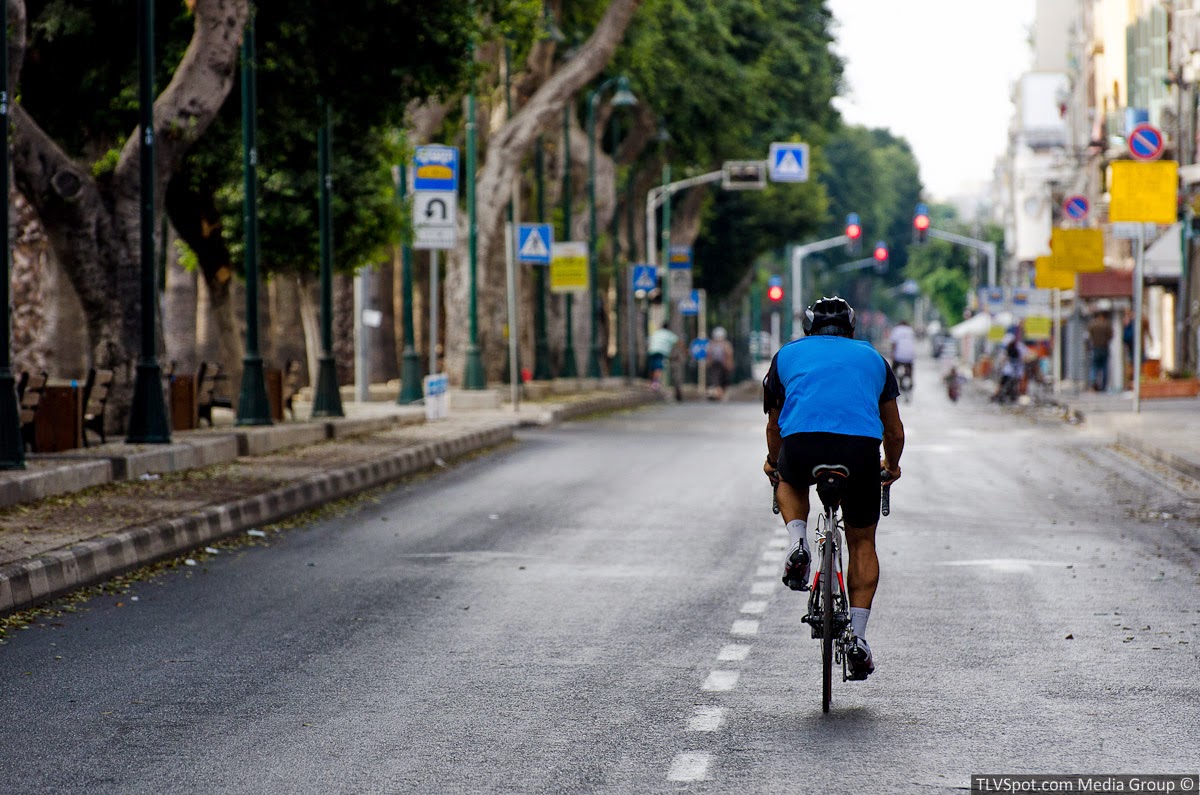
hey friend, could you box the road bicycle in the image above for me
[799,464,891,713]
[894,362,914,404]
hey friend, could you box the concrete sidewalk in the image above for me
[0,380,660,617]
[1051,389,1200,482]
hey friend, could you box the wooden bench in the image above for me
[18,371,48,452]
[196,361,233,427]
[81,368,115,447]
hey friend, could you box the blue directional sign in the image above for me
[516,223,553,265]
[768,142,809,183]
[690,338,708,360]
[679,289,700,316]
[1063,195,1090,220]
[668,245,692,269]
[631,264,658,295]
[1128,124,1165,161]
[413,145,459,191]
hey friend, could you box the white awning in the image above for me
[950,311,1013,339]
[1143,222,1182,280]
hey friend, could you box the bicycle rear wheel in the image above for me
[821,511,835,713]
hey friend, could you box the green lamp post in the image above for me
[0,0,23,468]
[311,106,344,417]
[585,76,637,378]
[462,87,486,389]
[533,138,552,380]
[126,0,171,444]
[396,162,423,403]
[235,12,271,426]
[560,105,578,378]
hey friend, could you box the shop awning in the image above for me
[950,311,1013,339]
[1143,222,1182,281]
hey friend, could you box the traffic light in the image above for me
[845,213,862,254]
[722,160,767,190]
[913,203,930,244]
[767,275,784,303]
[873,241,889,273]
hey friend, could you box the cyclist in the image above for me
[647,322,680,396]
[889,318,916,395]
[762,297,905,680]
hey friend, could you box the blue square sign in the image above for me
[414,145,459,192]
[768,142,809,183]
[516,224,553,265]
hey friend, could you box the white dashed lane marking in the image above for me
[740,600,768,614]
[701,670,740,692]
[756,564,776,577]
[760,550,777,562]
[750,581,776,595]
[718,643,751,662]
[667,752,713,782]
[731,619,759,635]
[767,537,789,549]
[687,706,727,732]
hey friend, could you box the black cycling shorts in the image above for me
[778,432,883,528]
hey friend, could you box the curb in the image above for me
[0,424,514,616]
[1116,433,1200,482]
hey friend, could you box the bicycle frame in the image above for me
[804,499,854,712]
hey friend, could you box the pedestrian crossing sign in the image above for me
[517,224,553,265]
[768,142,809,183]
[632,264,657,296]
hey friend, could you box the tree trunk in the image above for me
[441,0,643,384]
[162,223,198,374]
[11,191,49,377]
[8,0,249,430]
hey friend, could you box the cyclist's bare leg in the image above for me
[774,480,809,524]
[843,523,879,609]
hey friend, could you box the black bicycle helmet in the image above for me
[803,296,856,337]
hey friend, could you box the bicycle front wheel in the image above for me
[821,516,835,713]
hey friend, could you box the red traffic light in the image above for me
[873,244,888,262]
[767,284,784,302]
[846,223,862,240]
[914,214,930,231]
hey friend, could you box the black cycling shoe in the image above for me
[845,637,875,681]
[781,543,811,591]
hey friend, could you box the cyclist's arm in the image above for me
[763,357,783,475]
[880,398,904,482]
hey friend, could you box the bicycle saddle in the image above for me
[812,464,849,508]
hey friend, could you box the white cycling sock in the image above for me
[785,520,807,552]
[850,607,870,640]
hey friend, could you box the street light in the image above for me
[586,75,637,378]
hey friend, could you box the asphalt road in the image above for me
[2,358,1198,794]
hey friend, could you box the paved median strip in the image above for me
[0,425,516,615]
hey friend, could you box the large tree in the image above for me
[10,0,249,430]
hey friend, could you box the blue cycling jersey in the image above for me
[762,336,899,440]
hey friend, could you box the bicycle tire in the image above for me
[821,509,835,713]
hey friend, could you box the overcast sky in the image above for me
[825,0,1037,201]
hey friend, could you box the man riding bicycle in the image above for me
[889,318,916,393]
[762,297,905,680]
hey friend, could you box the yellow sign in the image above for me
[1108,160,1178,224]
[987,324,1006,343]
[1024,316,1052,341]
[1034,255,1075,290]
[550,241,589,294]
[1050,228,1104,272]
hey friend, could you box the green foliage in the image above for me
[18,0,535,279]
[905,205,1005,324]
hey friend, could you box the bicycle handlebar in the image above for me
[880,469,893,517]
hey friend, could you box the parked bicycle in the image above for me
[798,464,891,713]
